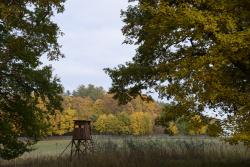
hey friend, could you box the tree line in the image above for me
[43,84,222,137]
[45,84,160,136]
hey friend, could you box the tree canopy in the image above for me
[0,0,65,159]
[105,0,250,145]
[72,84,105,101]
[156,103,222,136]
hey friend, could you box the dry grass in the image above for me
[1,135,250,167]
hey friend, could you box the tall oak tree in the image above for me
[105,0,250,145]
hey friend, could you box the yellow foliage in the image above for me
[168,121,179,135]
[94,114,108,133]
[191,115,202,123]
[199,125,208,135]
[130,112,153,135]
[47,109,76,135]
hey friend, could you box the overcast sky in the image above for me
[44,0,135,92]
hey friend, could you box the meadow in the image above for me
[1,135,250,167]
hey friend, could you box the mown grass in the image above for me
[1,135,250,167]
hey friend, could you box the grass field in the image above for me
[1,135,250,167]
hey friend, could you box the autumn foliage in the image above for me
[43,94,158,136]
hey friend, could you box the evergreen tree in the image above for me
[72,84,105,101]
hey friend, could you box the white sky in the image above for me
[44,0,135,92]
